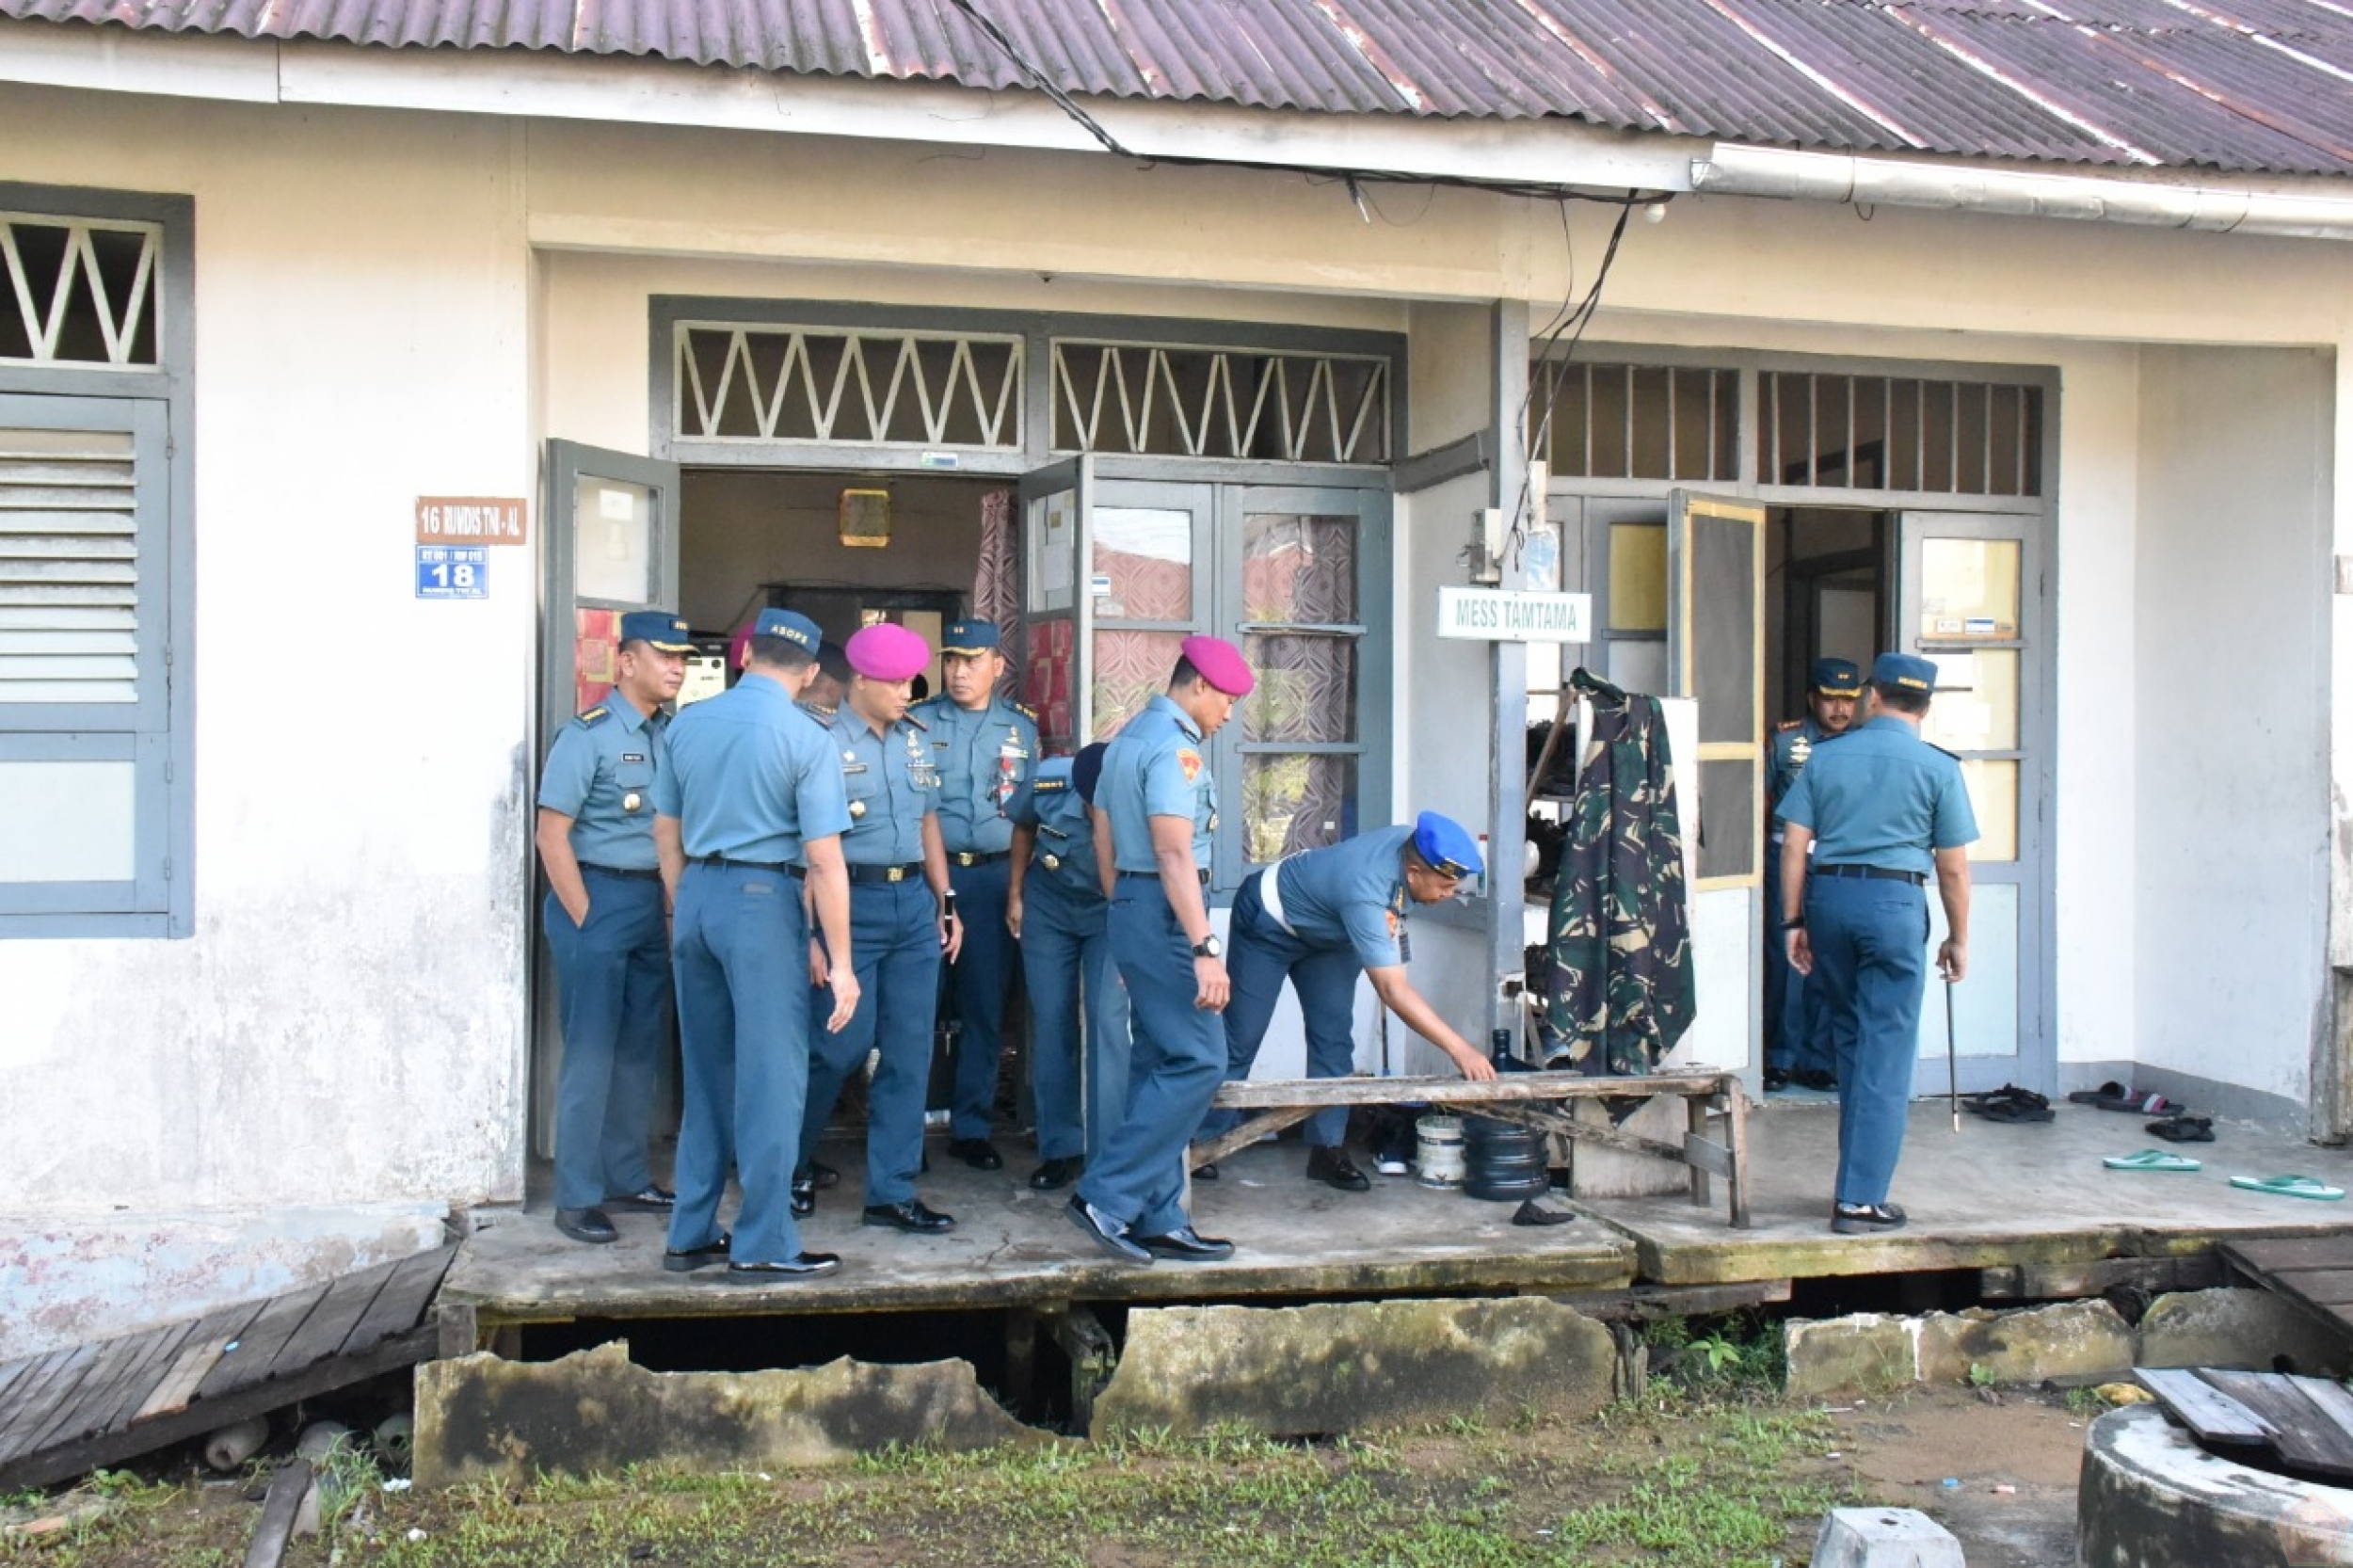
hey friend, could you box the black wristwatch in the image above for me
[1191,935,1224,959]
[1782,915,1805,930]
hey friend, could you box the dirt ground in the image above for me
[1833,1386,2089,1566]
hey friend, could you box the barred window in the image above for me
[1765,372,2042,497]
[1536,362,1737,482]
[675,325,1023,450]
[1,215,162,368]
[1052,342,1389,464]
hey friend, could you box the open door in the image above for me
[1665,490,1766,1074]
[1016,456,1090,756]
[533,440,681,1159]
[1897,510,2043,1096]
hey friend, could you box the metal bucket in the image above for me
[1415,1113,1466,1188]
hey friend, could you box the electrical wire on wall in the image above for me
[1508,200,1639,574]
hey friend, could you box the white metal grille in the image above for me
[1051,342,1390,464]
[1765,371,2042,497]
[1535,361,1739,482]
[0,426,139,703]
[675,324,1024,448]
[0,216,162,368]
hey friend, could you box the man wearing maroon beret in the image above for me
[1067,636,1254,1265]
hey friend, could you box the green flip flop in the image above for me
[2105,1149,2202,1173]
[2230,1174,2347,1201]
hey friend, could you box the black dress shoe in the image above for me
[1134,1224,1234,1261]
[603,1185,676,1210]
[1797,1068,1840,1092]
[1305,1146,1371,1192]
[726,1253,841,1281]
[946,1137,1003,1171]
[791,1176,817,1220]
[808,1160,841,1191]
[662,1234,730,1272]
[1831,1202,1909,1235]
[1192,1161,1220,1182]
[862,1200,956,1234]
[1029,1156,1082,1192]
[554,1207,617,1244]
[1065,1195,1152,1264]
[1763,1066,1792,1092]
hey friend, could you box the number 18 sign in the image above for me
[416,545,489,600]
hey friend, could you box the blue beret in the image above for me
[941,619,1000,655]
[1872,652,1938,694]
[752,608,821,654]
[618,611,694,652]
[1412,811,1482,879]
[1072,741,1109,806]
[1808,657,1863,696]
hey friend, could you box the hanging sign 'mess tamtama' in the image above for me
[1434,585,1593,643]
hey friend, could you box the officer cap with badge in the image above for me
[751,606,822,654]
[1872,651,1938,694]
[940,619,1001,659]
[619,610,696,653]
[1809,657,1863,698]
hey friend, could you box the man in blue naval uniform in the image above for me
[652,608,857,1282]
[1201,813,1499,1192]
[1008,743,1128,1192]
[1763,657,1862,1094]
[912,619,1039,1172]
[795,623,965,1236]
[536,610,694,1246]
[1780,651,1977,1237]
[1068,636,1254,1266]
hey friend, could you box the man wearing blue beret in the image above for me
[536,610,694,1245]
[1763,657,1862,1094]
[1779,651,1977,1236]
[911,618,1039,1174]
[1198,812,1500,1192]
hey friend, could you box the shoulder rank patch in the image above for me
[1009,700,1039,723]
[1774,718,1801,732]
[1176,747,1204,783]
[574,706,610,728]
[901,712,929,733]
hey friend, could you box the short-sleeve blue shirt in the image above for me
[1270,824,1414,968]
[654,675,851,863]
[909,694,1038,855]
[1100,694,1214,874]
[536,693,668,872]
[1778,714,1978,876]
[825,708,939,866]
[1017,755,1105,900]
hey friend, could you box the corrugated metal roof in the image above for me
[8,0,2353,177]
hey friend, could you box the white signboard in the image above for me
[1434,586,1592,643]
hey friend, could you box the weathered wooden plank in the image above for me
[0,1324,435,1494]
[0,1344,102,1464]
[1725,1083,1752,1229]
[133,1301,267,1424]
[268,1263,400,1378]
[1549,1277,1793,1321]
[1187,1107,1315,1170]
[2222,1238,2353,1278]
[2201,1371,2353,1480]
[1981,1254,2225,1301]
[2263,1269,2353,1307]
[436,1301,481,1361]
[70,1319,202,1448]
[1682,1133,1732,1179]
[0,1350,48,1413]
[1208,1069,1731,1110]
[338,1247,457,1359]
[2291,1375,2353,1450]
[2136,1367,2274,1446]
[243,1458,313,1568]
[194,1284,330,1403]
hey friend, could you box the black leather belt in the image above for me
[581,864,661,882]
[846,862,924,885]
[1118,869,1210,887]
[951,850,1009,868]
[1817,864,1926,886]
[695,856,806,879]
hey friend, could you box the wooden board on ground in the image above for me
[2200,1369,2353,1480]
[2135,1367,2275,1446]
[2220,1235,2353,1336]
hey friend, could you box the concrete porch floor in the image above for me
[440,1097,2353,1330]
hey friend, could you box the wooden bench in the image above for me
[1189,1069,1751,1228]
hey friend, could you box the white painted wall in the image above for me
[2135,346,2334,1111]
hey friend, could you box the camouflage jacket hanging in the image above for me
[1543,672,1696,1075]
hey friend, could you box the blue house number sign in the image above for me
[416,545,489,600]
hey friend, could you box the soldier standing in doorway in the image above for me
[1763,656,1862,1093]
[536,611,694,1246]
[912,620,1039,1172]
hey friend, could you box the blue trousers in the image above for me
[1079,877,1225,1237]
[1762,847,1833,1078]
[1804,873,1930,1208]
[1201,872,1359,1148]
[802,877,942,1207]
[543,871,670,1210]
[666,862,811,1267]
[1019,872,1128,1163]
[942,856,1015,1139]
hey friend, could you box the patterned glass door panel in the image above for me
[1086,483,1210,741]
[1016,456,1088,755]
[1237,491,1371,864]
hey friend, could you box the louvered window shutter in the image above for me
[0,393,170,915]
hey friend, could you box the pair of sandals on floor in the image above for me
[1962,1080,2210,1144]
[2100,1150,2345,1199]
